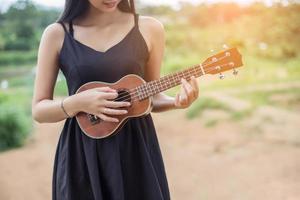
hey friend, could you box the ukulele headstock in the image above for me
[202,48,243,78]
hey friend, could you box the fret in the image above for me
[143,84,147,99]
[199,63,205,75]
[193,66,198,77]
[187,68,192,80]
[140,85,143,100]
[172,74,176,87]
[138,86,143,100]
[150,81,155,96]
[142,84,146,99]
[154,81,158,94]
[166,76,171,89]
[158,79,162,93]
[147,82,152,96]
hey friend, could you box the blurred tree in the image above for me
[1,0,37,50]
[0,0,60,51]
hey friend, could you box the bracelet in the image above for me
[61,98,71,118]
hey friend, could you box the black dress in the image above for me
[54,14,171,200]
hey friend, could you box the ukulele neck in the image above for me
[136,47,243,100]
[137,64,204,100]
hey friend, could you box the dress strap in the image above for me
[134,13,139,27]
[69,20,74,37]
[58,22,68,33]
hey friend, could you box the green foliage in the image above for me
[230,109,254,121]
[0,50,36,66]
[204,119,219,127]
[185,2,300,59]
[54,73,68,96]
[0,0,60,51]
[0,92,32,152]
[186,97,230,119]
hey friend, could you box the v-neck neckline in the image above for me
[67,25,136,54]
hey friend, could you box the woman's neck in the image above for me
[80,5,123,27]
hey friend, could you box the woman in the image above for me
[32,0,199,199]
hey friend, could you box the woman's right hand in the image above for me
[71,86,131,122]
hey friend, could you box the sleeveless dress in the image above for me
[54,14,171,200]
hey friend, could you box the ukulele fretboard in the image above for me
[137,64,204,100]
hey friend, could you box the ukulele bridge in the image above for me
[87,114,101,125]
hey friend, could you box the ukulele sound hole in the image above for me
[115,89,131,104]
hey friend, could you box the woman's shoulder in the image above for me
[139,15,164,33]
[138,15,165,52]
[39,22,67,55]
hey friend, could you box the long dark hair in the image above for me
[57,0,136,22]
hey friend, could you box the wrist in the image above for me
[63,95,81,117]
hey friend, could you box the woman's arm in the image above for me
[31,23,81,123]
[139,17,199,113]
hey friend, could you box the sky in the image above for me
[2,0,276,9]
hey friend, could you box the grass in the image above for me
[204,119,219,127]
[236,88,300,110]
[230,109,254,121]
[0,50,37,67]
[186,96,231,119]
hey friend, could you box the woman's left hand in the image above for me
[174,76,199,109]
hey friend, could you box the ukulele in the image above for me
[75,47,243,139]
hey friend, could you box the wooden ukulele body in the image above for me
[75,74,153,139]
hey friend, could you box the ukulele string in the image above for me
[114,64,227,102]
[115,54,228,101]
[111,63,231,104]
[114,54,228,101]
[111,54,230,102]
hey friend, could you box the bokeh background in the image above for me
[0,0,300,199]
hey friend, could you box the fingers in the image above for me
[174,93,181,107]
[179,86,189,105]
[99,90,118,100]
[100,107,128,115]
[181,78,195,101]
[97,113,119,123]
[190,76,199,97]
[96,106,129,123]
[104,100,131,108]
[175,77,199,108]
[96,86,116,92]
[174,87,188,107]
[95,87,118,100]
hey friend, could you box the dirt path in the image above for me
[1,94,300,200]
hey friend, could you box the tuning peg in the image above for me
[233,69,239,76]
[212,57,218,62]
[223,44,229,49]
[219,73,225,79]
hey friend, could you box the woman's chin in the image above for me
[101,1,119,11]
